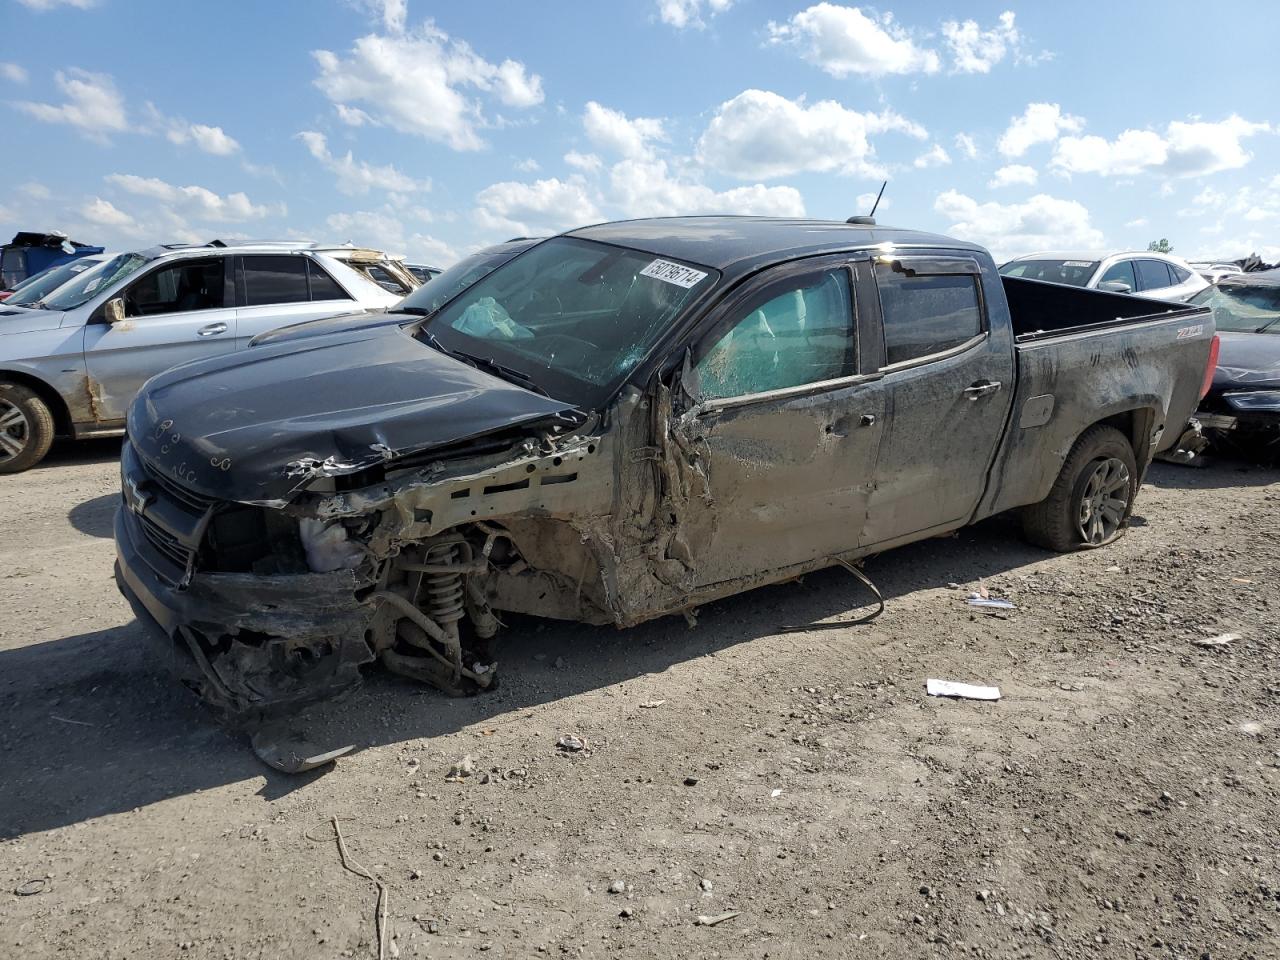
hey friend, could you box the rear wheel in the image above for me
[0,382,56,474]
[1022,425,1138,552]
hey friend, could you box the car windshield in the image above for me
[1190,283,1280,333]
[418,236,718,409]
[400,245,532,317]
[41,253,150,310]
[999,259,1099,286]
[6,258,102,306]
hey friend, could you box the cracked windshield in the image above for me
[420,236,717,405]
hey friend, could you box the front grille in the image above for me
[141,460,216,514]
[139,513,196,570]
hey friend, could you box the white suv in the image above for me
[999,251,1209,302]
[0,240,418,472]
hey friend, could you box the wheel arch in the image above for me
[0,369,73,437]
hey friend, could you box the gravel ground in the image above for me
[2,438,1278,960]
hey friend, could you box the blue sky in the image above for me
[2,0,1277,266]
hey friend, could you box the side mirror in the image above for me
[103,297,126,324]
[1097,280,1132,294]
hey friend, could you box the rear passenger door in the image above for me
[233,254,357,345]
[681,256,888,587]
[858,254,1015,548]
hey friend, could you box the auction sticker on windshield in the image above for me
[640,259,708,289]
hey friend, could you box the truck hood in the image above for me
[128,323,577,506]
[1213,331,1280,390]
[0,307,67,334]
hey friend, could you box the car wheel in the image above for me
[1022,425,1138,552]
[0,382,56,474]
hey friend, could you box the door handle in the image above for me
[964,380,1002,399]
[197,322,228,337]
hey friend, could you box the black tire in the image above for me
[1022,425,1138,552]
[0,382,56,474]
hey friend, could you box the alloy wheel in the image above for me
[1077,456,1130,545]
[0,400,29,464]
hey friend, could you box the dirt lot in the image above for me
[2,439,1278,960]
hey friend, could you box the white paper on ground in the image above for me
[927,678,1002,701]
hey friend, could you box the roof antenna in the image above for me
[847,180,886,226]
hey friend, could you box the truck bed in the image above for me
[1002,275,1204,341]
[974,277,1214,520]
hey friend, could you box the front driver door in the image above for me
[681,257,887,588]
[83,257,236,423]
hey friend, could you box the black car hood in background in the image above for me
[1213,331,1280,390]
[128,324,576,505]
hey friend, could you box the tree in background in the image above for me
[1147,239,1173,253]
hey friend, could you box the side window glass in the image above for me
[696,269,855,401]
[875,267,983,366]
[243,255,310,306]
[307,260,351,301]
[1098,260,1137,290]
[125,259,225,316]
[1169,264,1191,284]
[1137,260,1173,290]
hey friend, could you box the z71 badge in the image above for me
[1175,324,1204,339]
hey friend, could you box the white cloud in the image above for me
[583,101,666,158]
[656,0,732,29]
[514,157,541,173]
[1124,217,1148,228]
[335,103,375,127]
[1183,175,1280,224]
[81,197,135,228]
[564,150,603,173]
[105,174,276,222]
[359,0,407,34]
[697,89,926,180]
[934,189,1104,262]
[607,157,805,219]
[164,121,240,156]
[855,191,890,213]
[997,102,1083,157]
[313,22,544,152]
[941,10,1021,74]
[17,68,128,141]
[297,131,430,196]
[954,132,978,160]
[913,144,950,169]
[1,62,28,84]
[326,206,458,264]
[20,182,51,200]
[15,0,96,8]
[474,177,602,236]
[1052,116,1270,178]
[988,164,1037,188]
[767,3,940,78]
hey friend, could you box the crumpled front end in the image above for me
[113,412,625,721]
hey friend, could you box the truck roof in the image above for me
[566,216,982,277]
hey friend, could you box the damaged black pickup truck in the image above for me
[114,217,1216,722]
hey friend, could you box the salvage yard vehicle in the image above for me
[1000,250,1208,302]
[112,216,1216,723]
[0,230,104,296]
[1188,270,1280,461]
[0,240,413,472]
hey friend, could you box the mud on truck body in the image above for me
[113,217,1216,723]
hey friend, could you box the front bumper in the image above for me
[114,489,377,721]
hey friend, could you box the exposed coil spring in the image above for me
[423,542,465,625]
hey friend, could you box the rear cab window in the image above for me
[874,258,985,366]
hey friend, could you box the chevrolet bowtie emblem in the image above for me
[125,476,153,515]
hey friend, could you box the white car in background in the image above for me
[999,251,1209,302]
[1188,261,1245,284]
